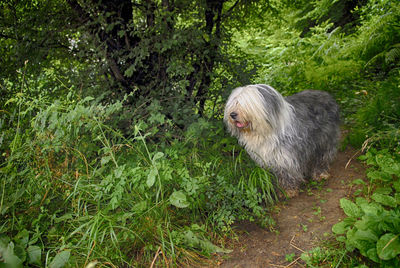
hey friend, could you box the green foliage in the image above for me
[1,0,400,266]
[347,74,400,149]
[332,149,400,266]
[0,72,276,266]
[0,0,75,81]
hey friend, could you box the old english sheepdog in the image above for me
[224,84,340,197]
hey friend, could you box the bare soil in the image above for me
[219,147,366,267]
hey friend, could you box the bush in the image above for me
[332,149,400,266]
[0,78,277,266]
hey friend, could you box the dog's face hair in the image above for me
[224,84,294,139]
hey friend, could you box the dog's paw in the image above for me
[278,189,299,199]
[313,171,330,181]
[285,189,299,198]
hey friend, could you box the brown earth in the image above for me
[219,147,366,268]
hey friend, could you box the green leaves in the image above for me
[146,167,158,188]
[182,230,232,254]
[335,199,400,264]
[334,149,400,265]
[172,227,232,254]
[169,191,189,208]
[332,219,354,235]
[0,238,23,268]
[340,198,362,218]
[49,250,71,268]
[0,233,43,267]
[27,246,41,265]
[372,193,397,207]
[377,234,400,260]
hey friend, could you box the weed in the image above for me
[332,149,400,266]
[0,84,278,266]
[285,252,296,262]
[301,224,308,232]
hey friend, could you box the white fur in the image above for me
[224,85,298,174]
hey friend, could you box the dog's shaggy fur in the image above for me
[224,84,340,197]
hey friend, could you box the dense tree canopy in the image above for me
[2,0,271,117]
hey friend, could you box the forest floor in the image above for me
[218,146,366,267]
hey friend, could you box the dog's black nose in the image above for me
[230,112,237,119]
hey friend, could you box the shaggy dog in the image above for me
[224,84,340,197]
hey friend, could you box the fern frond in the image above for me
[385,43,400,64]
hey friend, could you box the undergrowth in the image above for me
[0,79,276,266]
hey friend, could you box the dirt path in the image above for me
[219,147,366,267]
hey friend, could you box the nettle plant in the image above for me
[332,149,400,266]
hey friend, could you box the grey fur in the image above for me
[224,84,340,193]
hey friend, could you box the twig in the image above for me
[345,149,361,170]
[289,235,305,253]
[270,256,302,268]
[286,256,302,267]
[39,186,50,207]
[150,246,161,268]
[84,241,96,267]
[269,264,286,267]
[270,236,305,267]
[160,246,169,268]
[290,242,305,253]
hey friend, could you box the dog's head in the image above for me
[224,84,293,138]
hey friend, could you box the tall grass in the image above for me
[0,75,277,266]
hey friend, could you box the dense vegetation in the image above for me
[1,0,399,266]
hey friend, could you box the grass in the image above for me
[0,86,278,267]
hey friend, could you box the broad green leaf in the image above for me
[14,244,26,262]
[133,201,147,213]
[55,213,73,223]
[366,247,379,263]
[146,167,158,188]
[169,191,189,208]
[345,228,357,251]
[49,250,70,268]
[0,241,23,268]
[15,229,29,248]
[374,187,392,195]
[376,154,400,175]
[340,198,362,218]
[356,197,368,206]
[358,154,368,161]
[354,229,378,242]
[114,165,125,178]
[152,152,164,162]
[372,193,397,207]
[358,202,382,216]
[81,96,95,103]
[352,179,366,185]
[27,245,41,265]
[367,170,392,182]
[332,221,349,234]
[183,230,231,253]
[377,233,400,260]
[101,155,112,165]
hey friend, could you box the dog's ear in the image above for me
[255,85,282,117]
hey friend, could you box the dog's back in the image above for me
[285,90,340,127]
[285,90,340,179]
